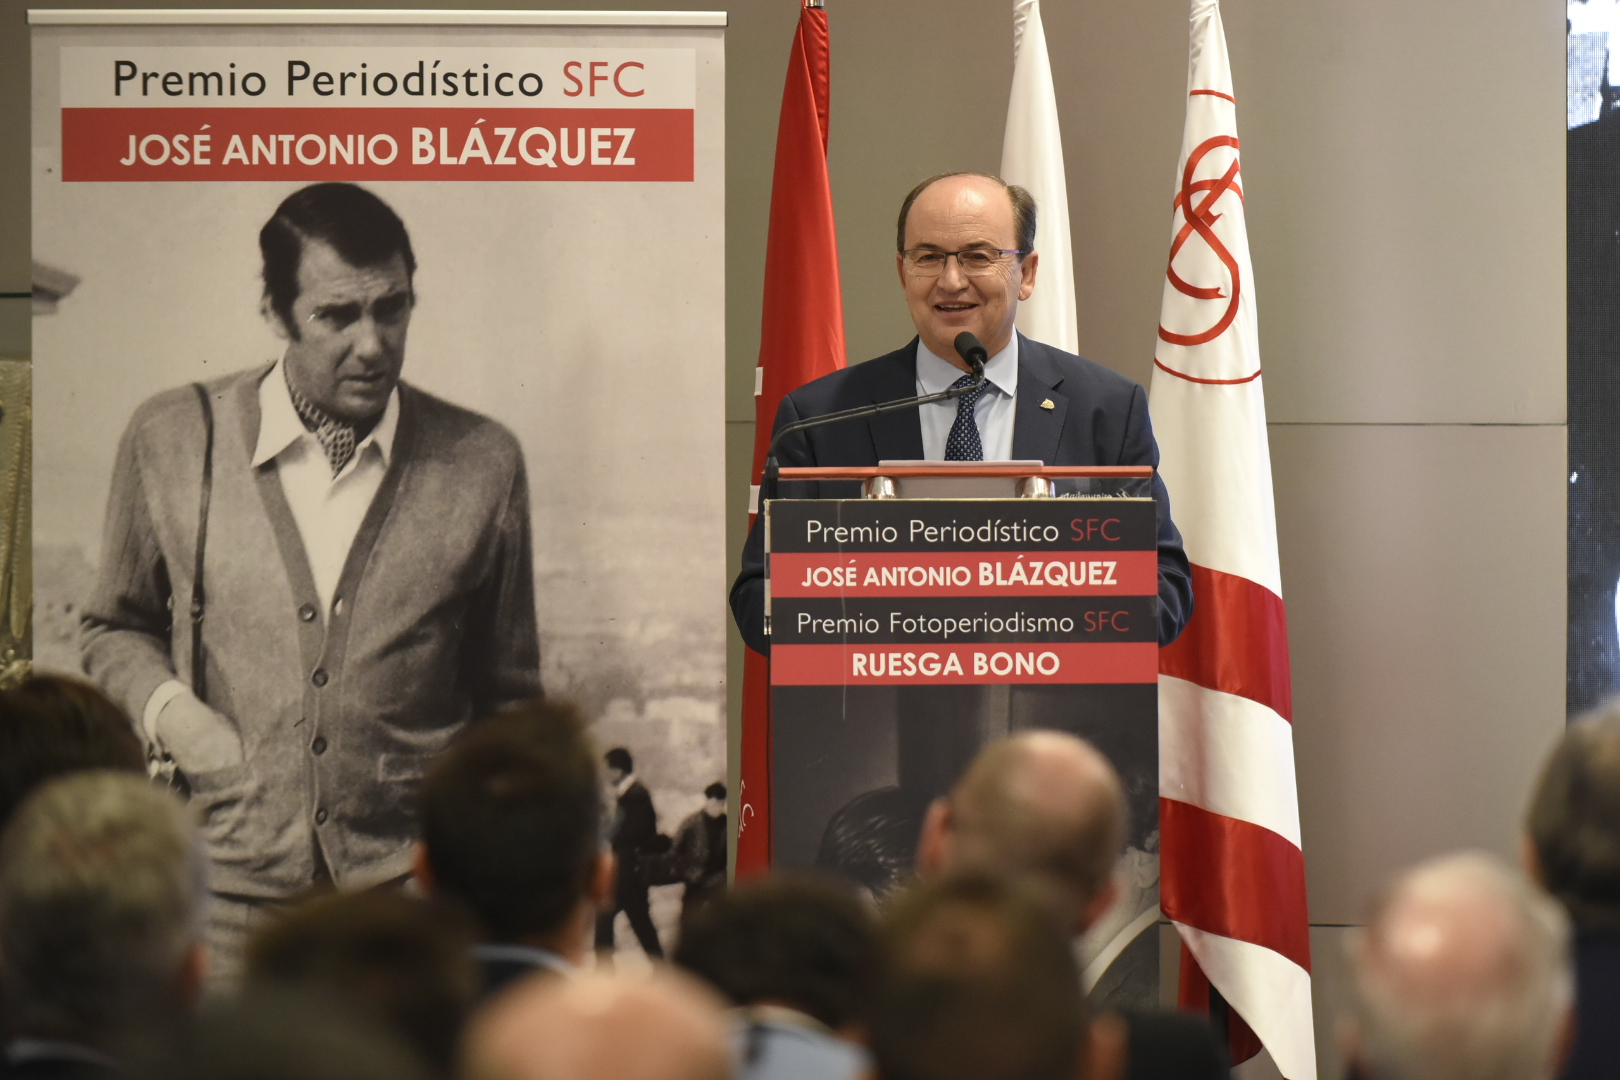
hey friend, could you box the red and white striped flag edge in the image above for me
[1149,3,1315,1078]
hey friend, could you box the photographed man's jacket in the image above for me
[82,363,541,896]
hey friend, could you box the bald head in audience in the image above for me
[1345,852,1573,1080]
[465,970,731,1080]
[916,730,1124,933]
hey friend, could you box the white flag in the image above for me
[1000,0,1076,354]
[1151,2,1316,1079]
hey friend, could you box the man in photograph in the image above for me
[80,181,542,975]
[597,747,665,959]
[730,171,1193,650]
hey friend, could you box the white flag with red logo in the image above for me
[999,0,1077,353]
[1150,3,1315,1079]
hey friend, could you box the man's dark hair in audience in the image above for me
[0,771,208,1072]
[1528,706,1620,929]
[130,989,430,1080]
[1525,703,1620,1080]
[605,746,633,774]
[675,873,877,1031]
[676,874,876,1080]
[870,874,1084,1080]
[416,699,611,993]
[0,674,144,829]
[244,890,478,1078]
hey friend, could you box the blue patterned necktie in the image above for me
[944,374,988,461]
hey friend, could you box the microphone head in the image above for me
[954,332,989,377]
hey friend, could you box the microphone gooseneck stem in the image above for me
[759,374,984,503]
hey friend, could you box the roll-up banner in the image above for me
[32,10,725,961]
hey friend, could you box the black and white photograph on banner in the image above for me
[29,11,726,971]
[1570,0,1620,712]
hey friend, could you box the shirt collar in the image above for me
[615,772,638,797]
[6,1039,119,1070]
[471,942,573,976]
[916,334,1018,399]
[253,360,400,471]
[735,1004,836,1038]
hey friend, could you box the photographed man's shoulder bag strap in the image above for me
[189,382,213,701]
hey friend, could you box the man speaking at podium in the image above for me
[731,172,1194,649]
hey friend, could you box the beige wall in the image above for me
[0,0,1568,1072]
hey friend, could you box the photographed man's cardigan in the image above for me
[83,363,541,897]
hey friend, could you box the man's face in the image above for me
[273,238,413,422]
[897,175,1038,367]
[607,766,627,785]
[703,797,724,818]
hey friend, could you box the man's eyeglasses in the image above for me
[901,247,1028,278]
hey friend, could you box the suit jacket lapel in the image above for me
[1011,334,1069,463]
[866,340,925,462]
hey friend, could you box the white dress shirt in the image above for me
[142,362,398,741]
[915,335,1019,461]
[252,360,399,616]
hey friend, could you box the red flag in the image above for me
[1150,3,1314,1077]
[736,0,846,879]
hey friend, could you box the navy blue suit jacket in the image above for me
[730,335,1194,652]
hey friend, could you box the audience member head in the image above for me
[605,747,634,784]
[1345,852,1573,1080]
[674,873,877,1033]
[416,699,611,961]
[1526,703,1620,930]
[244,890,478,1078]
[916,731,1125,933]
[869,873,1084,1080]
[465,970,731,1080]
[132,988,431,1080]
[815,787,930,903]
[0,673,144,830]
[0,770,207,1053]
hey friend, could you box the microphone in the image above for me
[759,337,989,502]
[954,332,988,377]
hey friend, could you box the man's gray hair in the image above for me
[0,770,208,1040]
[1348,852,1572,1080]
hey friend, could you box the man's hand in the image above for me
[156,693,245,776]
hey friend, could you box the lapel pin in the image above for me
[1041,398,1055,410]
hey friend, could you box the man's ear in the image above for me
[1018,251,1039,301]
[915,798,953,878]
[1550,999,1577,1078]
[1338,1018,1365,1079]
[411,842,436,894]
[1521,835,1546,887]
[176,941,209,1007]
[896,252,908,290]
[591,849,616,908]
[1082,1011,1128,1080]
[1077,876,1120,937]
[261,296,293,342]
